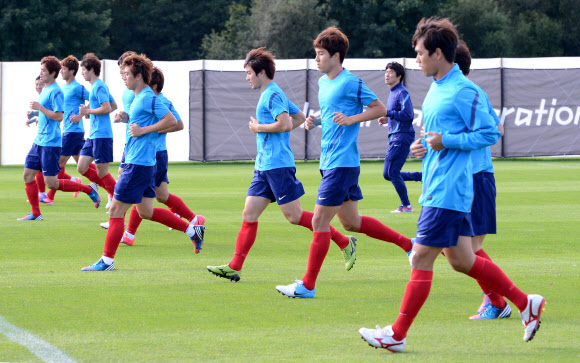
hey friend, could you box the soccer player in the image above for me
[19,56,100,221]
[377,62,421,213]
[76,53,118,207]
[359,18,545,352]
[410,40,509,320]
[43,55,89,203]
[120,66,206,246]
[82,54,205,271]
[207,47,356,282]
[276,28,413,298]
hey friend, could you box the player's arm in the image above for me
[290,111,306,130]
[249,112,292,133]
[387,92,414,122]
[333,99,387,126]
[159,119,184,134]
[130,112,177,137]
[498,123,504,136]
[110,101,118,112]
[30,101,63,122]
[80,101,112,116]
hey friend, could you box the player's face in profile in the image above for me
[35,79,44,94]
[123,66,136,90]
[61,66,72,81]
[245,66,260,89]
[385,68,400,87]
[315,47,334,74]
[39,64,53,83]
[415,39,437,77]
[81,66,91,81]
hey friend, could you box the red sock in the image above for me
[103,217,125,258]
[165,194,195,221]
[35,172,46,193]
[47,188,57,200]
[359,215,412,252]
[302,231,331,290]
[467,256,528,311]
[57,179,92,194]
[82,165,105,187]
[25,181,41,215]
[150,208,189,232]
[229,221,259,271]
[475,249,506,308]
[59,165,72,180]
[100,173,117,197]
[126,206,143,235]
[298,211,349,249]
[392,269,433,340]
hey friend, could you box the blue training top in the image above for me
[386,82,414,136]
[469,81,501,174]
[155,92,181,152]
[61,80,89,134]
[254,82,300,171]
[35,82,64,147]
[318,68,378,170]
[125,86,171,166]
[419,64,501,212]
[123,87,136,144]
[88,78,114,139]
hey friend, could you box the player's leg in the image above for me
[93,138,116,204]
[385,134,414,213]
[21,167,43,220]
[338,200,413,254]
[46,155,71,201]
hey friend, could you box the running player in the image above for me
[359,18,544,352]
[276,28,413,298]
[378,61,421,213]
[82,54,205,271]
[19,56,100,221]
[27,76,51,205]
[207,47,356,282]
[44,55,88,203]
[120,66,206,246]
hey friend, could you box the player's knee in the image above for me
[156,195,168,204]
[77,165,87,175]
[341,220,359,232]
[448,258,471,273]
[138,210,153,220]
[45,179,58,190]
[285,212,302,225]
[382,170,391,181]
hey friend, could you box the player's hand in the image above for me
[410,138,427,159]
[129,123,145,137]
[79,104,89,116]
[304,115,316,130]
[420,124,425,138]
[425,131,445,151]
[70,114,82,123]
[29,101,40,110]
[249,116,260,133]
[114,111,128,123]
[378,116,388,126]
[333,112,353,126]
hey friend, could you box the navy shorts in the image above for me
[470,172,497,235]
[316,167,363,207]
[415,206,474,248]
[24,144,61,176]
[80,138,113,164]
[155,150,169,187]
[114,163,156,204]
[61,132,85,157]
[247,167,305,205]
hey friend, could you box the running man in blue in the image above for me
[77,53,118,205]
[120,66,205,246]
[19,56,100,221]
[276,28,413,298]
[82,54,205,271]
[377,62,421,213]
[359,18,545,352]
[44,55,90,202]
[207,47,355,282]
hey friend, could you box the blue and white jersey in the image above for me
[123,87,136,144]
[254,82,299,171]
[125,86,171,166]
[469,81,501,174]
[318,68,378,170]
[155,92,181,152]
[62,80,89,134]
[34,82,64,147]
[419,64,501,212]
[88,78,114,139]
[386,82,414,135]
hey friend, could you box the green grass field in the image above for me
[0,159,578,362]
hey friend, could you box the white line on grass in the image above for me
[0,316,76,363]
